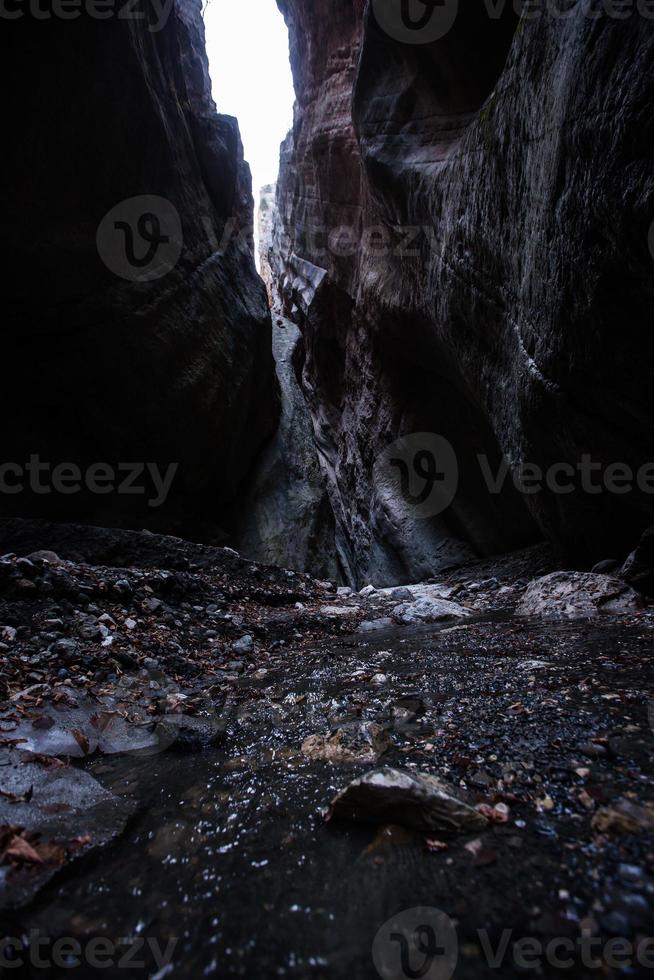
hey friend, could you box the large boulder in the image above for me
[517,571,642,619]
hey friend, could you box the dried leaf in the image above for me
[31,716,55,731]
[0,786,33,804]
[4,834,44,865]
[72,729,90,754]
[20,752,67,769]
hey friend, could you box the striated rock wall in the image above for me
[1,0,278,539]
[258,183,278,305]
[272,0,654,586]
[234,312,340,581]
[240,189,338,579]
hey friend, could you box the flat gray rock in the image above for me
[0,749,134,910]
[392,597,470,625]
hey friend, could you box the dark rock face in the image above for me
[272,0,654,585]
[622,525,654,596]
[236,187,338,579]
[1,0,278,538]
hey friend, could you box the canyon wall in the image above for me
[1,0,278,539]
[272,0,654,586]
[236,186,338,580]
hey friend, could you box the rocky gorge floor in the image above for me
[0,519,653,978]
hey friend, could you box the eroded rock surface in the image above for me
[272,0,654,585]
[235,315,339,580]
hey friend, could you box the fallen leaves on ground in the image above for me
[0,825,93,872]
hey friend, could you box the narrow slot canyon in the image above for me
[1,2,654,977]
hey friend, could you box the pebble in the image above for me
[232,635,254,655]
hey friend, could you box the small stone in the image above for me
[358,618,394,633]
[302,723,390,765]
[232,635,254,656]
[142,597,163,613]
[592,799,654,835]
[51,638,81,661]
[27,550,62,565]
[618,864,644,884]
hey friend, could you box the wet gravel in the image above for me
[0,523,653,979]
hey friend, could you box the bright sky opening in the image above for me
[204,0,295,220]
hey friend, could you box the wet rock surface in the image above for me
[0,748,134,911]
[0,521,652,977]
[328,767,488,834]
